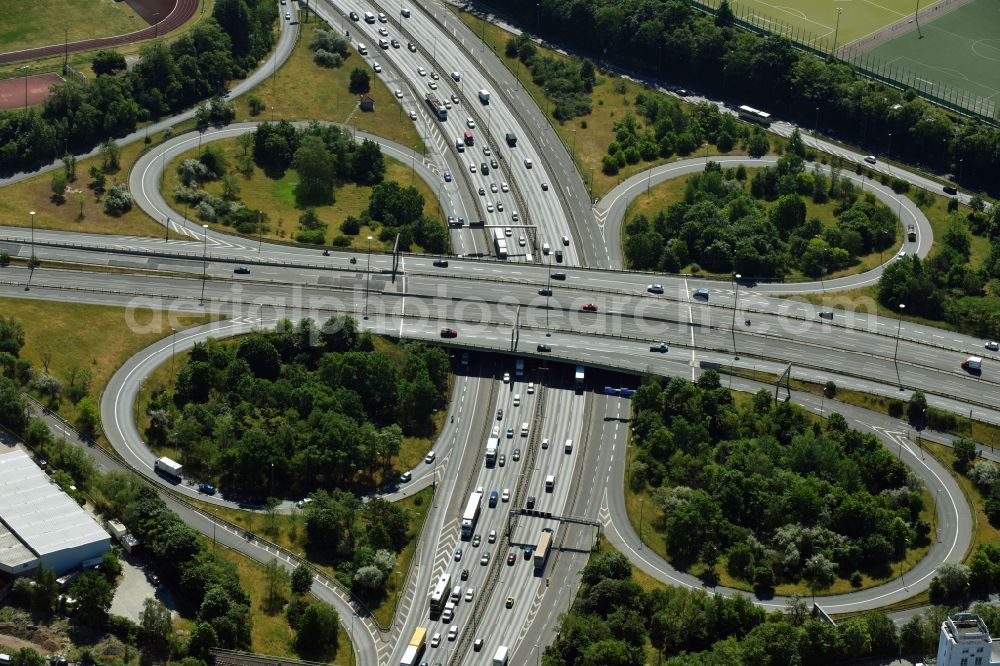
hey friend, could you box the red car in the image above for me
[506,551,516,565]
[440,327,458,338]
[581,303,598,312]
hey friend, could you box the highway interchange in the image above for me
[1,0,997,663]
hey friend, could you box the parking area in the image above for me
[110,552,176,621]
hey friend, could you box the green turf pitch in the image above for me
[863,0,1000,107]
[729,0,915,47]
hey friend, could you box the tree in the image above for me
[954,438,978,473]
[187,621,219,660]
[104,183,133,215]
[0,314,25,356]
[89,166,106,196]
[580,58,596,92]
[10,649,46,666]
[140,598,173,652]
[931,562,971,601]
[349,68,371,94]
[248,96,266,116]
[907,390,927,427]
[76,396,100,437]
[292,135,336,205]
[803,553,835,602]
[352,138,385,185]
[263,557,290,611]
[92,50,127,76]
[64,153,77,182]
[352,564,385,590]
[291,563,313,596]
[70,570,113,627]
[296,601,339,654]
[746,127,770,158]
[100,139,121,170]
[50,172,67,202]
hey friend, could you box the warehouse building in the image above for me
[0,450,110,576]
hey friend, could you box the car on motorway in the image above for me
[987,341,1000,351]
[604,386,621,396]
[377,11,386,21]
[491,425,500,437]
[541,182,549,191]
[401,7,410,16]
[506,427,513,438]
[373,62,382,73]
[524,158,533,168]
[555,250,563,262]
[472,534,481,547]
[541,438,549,449]
[518,235,526,247]
[417,67,426,76]
[431,633,441,648]
[502,488,510,502]
[394,89,403,98]
[406,109,416,120]
[537,343,551,352]
[284,11,290,19]
[451,94,459,104]
[898,249,906,258]
[483,146,491,156]
[581,303,598,312]
[450,71,460,81]
[488,530,497,543]
[430,71,439,80]
[400,471,411,482]
[503,372,510,383]
[467,117,475,128]
[234,266,250,274]
[512,211,520,222]
[486,202,494,213]
[469,163,476,173]
[526,495,535,508]
[443,171,452,182]
[439,327,457,338]
[506,551,516,565]
[448,626,458,641]
[864,155,877,164]
[692,288,709,300]
[513,447,521,460]
[503,226,512,237]
[461,568,469,580]
[943,185,958,195]
[489,490,498,506]
[425,451,436,463]
[428,81,438,90]
[650,342,668,352]
[478,187,485,196]
[551,272,566,280]
[490,182,498,193]
[474,638,484,651]
[620,388,636,397]
[497,408,503,420]
[501,181,509,192]
[506,596,515,608]
[454,547,463,561]
[433,259,448,267]
[538,287,552,296]
[498,454,506,467]
[490,158,498,169]
[378,26,388,36]
[480,552,491,565]
[407,41,416,51]
[349,10,359,20]
[391,38,400,48]
[496,201,504,212]
[198,482,216,495]
[465,587,474,601]
[647,284,664,294]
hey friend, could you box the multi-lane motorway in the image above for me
[2,0,997,663]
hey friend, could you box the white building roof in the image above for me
[0,451,108,563]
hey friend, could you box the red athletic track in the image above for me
[0,0,197,66]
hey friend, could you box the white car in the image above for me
[524,158,533,168]
[490,183,498,193]
[394,89,403,99]
[465,587,474,602]
[430,71,439,80]
[469,163,476,173]
[491,425,500,437]
[541,438,549,449]
[898,249,906,258]
[377,12,386,22]
[647,284,664,294]
[448,626,458,641]
[503,372,510,383]
[512,211,519,222]
[467,117,476,128]
[284,11,290,19]
[527,382,534,394]
[513,394,520,406]
[488,530,497,543]
[378,27,388,36]
[451,94,459,104]
[987,341,999,351]
[373,62,382,73]
[864,155,877,164]
[518,235,526,247]
[431,633,441,648]
[501,488,510,502]
[504,227,512,237]
[418,67,426,76]
[408,110,416,120]
[486,203,494,213]
[424,451,435,463]
[496,201,504,212]
[483,146,492,156]
[501,182,509,192]
[401,7,410,16]
[429,81,438,90]
[451,71,461,81]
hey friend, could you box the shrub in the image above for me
[104,184,133,216]
[340,217,361,235]
[314,50,343,68]
[296,229,326,244]
[248,96,266,116]
[196,201,217,222]
[331,235,352,247]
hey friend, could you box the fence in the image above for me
[690,0,998,124]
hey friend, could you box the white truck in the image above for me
[486,437,498,465]
[478,89,490,104]
[963,356,983,372]
[493,645,509,666]
[154,456,183,480]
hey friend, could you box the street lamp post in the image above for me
[832,8,843,57]
[200,225,209,304]
[170,327,177,377]
[639,498,644,549]
[545,254,552,332]
[22,66,29,110]
[29,210,35,260]
[364,235,372,319]
[731,273,741,360]
[893,303,905,390]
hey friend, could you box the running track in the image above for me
[0,0,198,65]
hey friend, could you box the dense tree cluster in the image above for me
[544,551,901,666]
[625,150,896,278]
[362,180,449,253]
[879,207,1000,337]
[506,34,592,121]
[309,28,350,68]
[501,0,1000,194]
[0,0,275,174]
[629,373,926,590]
[144,316,449,492]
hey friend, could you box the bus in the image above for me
[399,627,427,666]
[533,528,553,570]
[429,573,451,614]
[737,105,771,127]
[493,228,508,259]
[461,491,483,538]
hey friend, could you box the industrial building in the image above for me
[0,450,110,576]
[937,613,1000,666]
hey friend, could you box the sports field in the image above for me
[863,0,1000,114]
[0,0,144,53]
[719,0,915,49]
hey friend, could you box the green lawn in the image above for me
[161,135,441,252]
[0,0,145,53]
